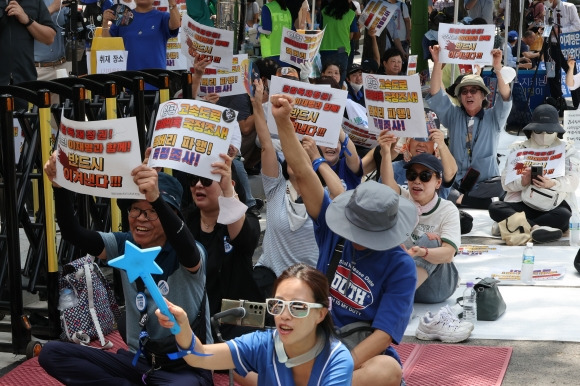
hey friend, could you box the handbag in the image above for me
[457,277,507,321]
[521,185,565,212]
[59,255,121,348]
[498,211,532,246]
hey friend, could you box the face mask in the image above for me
[350,82,363,93]
[532,132,557,146]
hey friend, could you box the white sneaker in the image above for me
[439,304,474,332]
[491,222,501,237]
[415,306,473,343]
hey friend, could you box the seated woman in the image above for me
[380,135,461,303]
[380,48,405,76]
[488,104,580,244]
[184,152,263,341]
[379,134,470,342]
[155,263,354,385]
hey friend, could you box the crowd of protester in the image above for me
[17,0,580,385]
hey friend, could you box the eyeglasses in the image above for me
[461,87,481,95]
[128,207,159,221]
[265,298,323,318]
[406,169,436,183]
[190,175,213,187]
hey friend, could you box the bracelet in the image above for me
[312,157,327,172]
[24,18,34,27]
[167,333,212,359]
[339,136,352,157]
[423,247,429,259]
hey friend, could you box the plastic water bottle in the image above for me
[58,288,78,311]
[521,242,535,284]
[462,282,477,324]
[569,211,580,246]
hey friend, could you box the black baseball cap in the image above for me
[361,59,379,73]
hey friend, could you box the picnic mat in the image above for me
[0,331,241,386]
[400,343,512,386]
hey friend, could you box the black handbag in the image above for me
[458,277,506,321]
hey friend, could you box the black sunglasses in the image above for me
[406,169,435,183]
[190,175,213,187]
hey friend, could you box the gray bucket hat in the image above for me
[325,181,418,251]
[454,74,491,98]
[522,104,565,134]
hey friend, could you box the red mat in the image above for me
[0,338,510,386]
[400,343,512,386]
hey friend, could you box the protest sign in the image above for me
[53,116,144,199]
[564,110,580,148]
[504,144,566,185]
[148,99,234,180]
[180,14,234,70]
[96,50,128,74]
[197,54,250,96]
[342,118,379,149]
[267,76,347,147]
[167,37,188,70]
[407,55,417,75]
[359,0,397,36]
[279,28,325,66]
[362,73,427,138]
[437,23,495,65]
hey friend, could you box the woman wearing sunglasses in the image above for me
[184,153,263,341]
[379,134,470,342]
[155,263,354,385]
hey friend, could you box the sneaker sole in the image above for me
[531,229,563,243]
[415,328,471,343]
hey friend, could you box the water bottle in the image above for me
[58,288,78,311]
[521,242,535,284]
[462,282,477,324]
[569,211,580,246]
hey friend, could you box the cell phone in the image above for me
[217,299,266,328]
[459,167,480,193]
[531,165,543,180]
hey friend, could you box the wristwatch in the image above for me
[169,4,176,9]
[24,18,34,27]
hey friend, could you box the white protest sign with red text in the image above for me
[267,76,347,148]
[148,99,234,181]
[437,23,495,65]
[197,54,251,97]
[279,28,325,66]
[342,118,379,149]
[504,144,566,185]
[359,0,396,36]
[180,14,234,70]
[54,116,144,199]
[362,73,427,138]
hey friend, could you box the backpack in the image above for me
[525,1,540,25]
[59,255,121,349]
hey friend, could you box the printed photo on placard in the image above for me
[53,115,144,199]
[148,99,234,180]
[111,4,134,26]
[266,76,348,148]
[362,73,427,138]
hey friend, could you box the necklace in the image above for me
[201,217,216,230]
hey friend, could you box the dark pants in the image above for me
[488,200,571,232]
[548,42,580,108]
[38,341,213,386]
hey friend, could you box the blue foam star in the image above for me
[108,241,162,283]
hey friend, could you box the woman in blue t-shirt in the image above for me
[156,264,354,386]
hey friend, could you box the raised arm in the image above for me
[302,136,345,199]
[378,131,400,193]
[429,45,442,96]
[213,153,247,239]
[492,49,511,101]
[273,94,325,219]
[191,54,213,99]
[429,129,457,184]
[168,0,181,30]
[251,79,279,178]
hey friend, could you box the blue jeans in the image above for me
[319,50,349,87]
[233,157,256,208]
